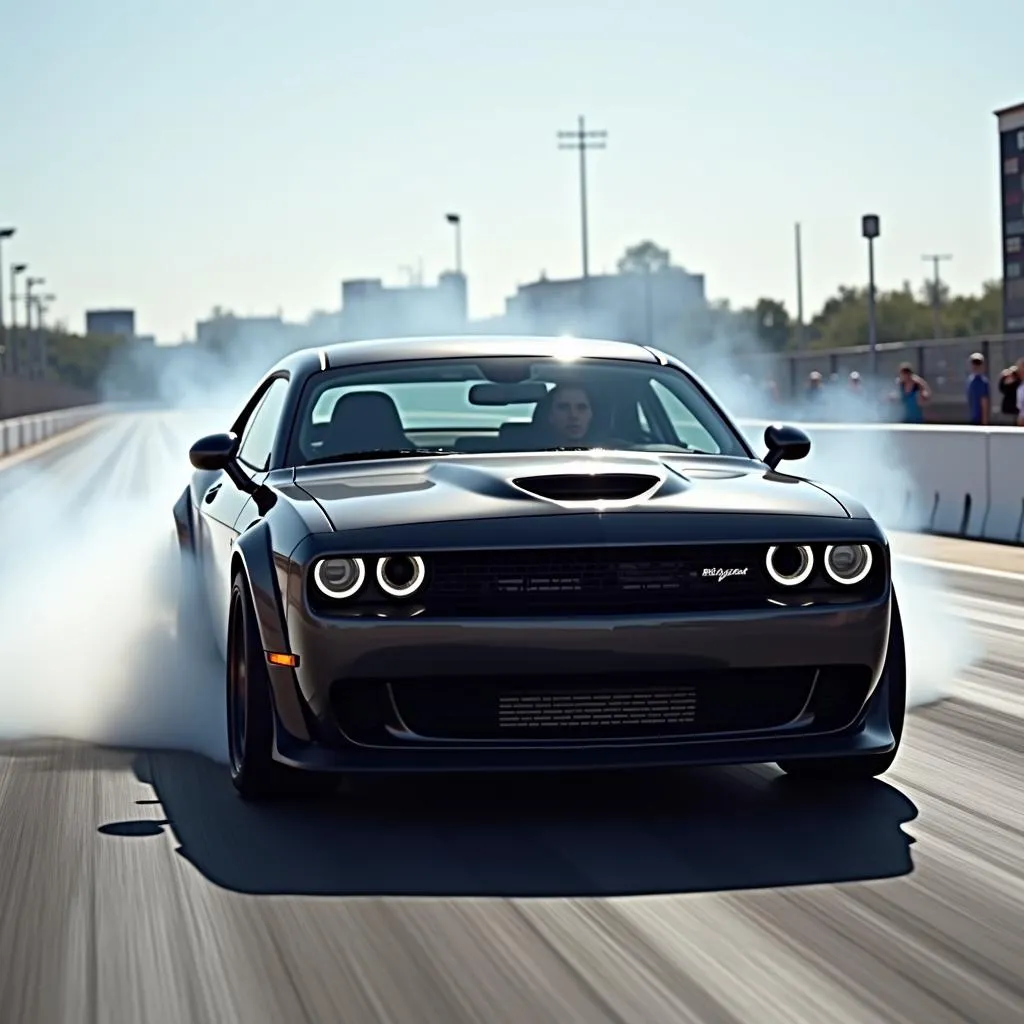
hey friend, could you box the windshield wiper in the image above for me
[304,448,458,466]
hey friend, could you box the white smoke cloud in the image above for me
[0,295,976,765]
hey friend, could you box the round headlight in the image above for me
[765,544,814,586]
[313,556,366,599]
[824,544,872,584]
[376,555,425,597]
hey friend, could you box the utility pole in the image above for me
[922,253,952,338]
[794,222,805,348]
[557,115,607,279]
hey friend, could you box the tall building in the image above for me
[996,101,1024,332]
[339,272,468,341]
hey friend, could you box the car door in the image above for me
[199,376,290,647]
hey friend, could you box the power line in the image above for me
[922,253,953,338]
[557,115,607,279]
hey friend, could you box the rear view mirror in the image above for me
[469,382,549,406]
[189,432,238,471]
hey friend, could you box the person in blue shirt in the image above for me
[892,362,931,423]
[966,352,990,425]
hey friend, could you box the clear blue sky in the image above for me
[2,0,1021,341]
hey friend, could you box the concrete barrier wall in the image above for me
[740,419,1024,544]
[0,376,95,419]
[0,404,105,459]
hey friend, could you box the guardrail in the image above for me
[740,419,1024,545]
[0,404,104,458]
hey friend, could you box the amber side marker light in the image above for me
[266,652,299,667]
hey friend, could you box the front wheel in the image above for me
[776,594,907,782]
[226,571,334,801]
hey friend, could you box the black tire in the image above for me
[226,570,334,801]
[776,593,907,782]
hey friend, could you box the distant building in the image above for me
[339,272,468,341]
[497,267,706,353]
[194,313,304,357]
[86,309,136,339]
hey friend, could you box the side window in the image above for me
[237,378,289,471]
[649,379,720,453]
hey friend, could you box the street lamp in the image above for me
[10,262,26,375]
[25,275,44,328]
[0,227,14,374]
[861,214,880,375]
[33,292,55,379]
[445,213,462,274]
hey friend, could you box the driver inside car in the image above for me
[546,384,594,442]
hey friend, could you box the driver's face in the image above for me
[548,387,592,440]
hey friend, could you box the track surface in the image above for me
[1,415,1022,1024]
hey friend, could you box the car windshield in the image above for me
[287,356,749,465]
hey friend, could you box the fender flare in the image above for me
[172,485,194,552]
[232,520,312,742]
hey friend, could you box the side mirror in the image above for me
[763,423,811,471]
[189,432,238,471]
[188,432,258,494]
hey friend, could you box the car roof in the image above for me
[314,334,661,370]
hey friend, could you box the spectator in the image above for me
[892,362,930,423]
[999,361,1021,422]
[966,352,990,425]
[1017,357,1024,426]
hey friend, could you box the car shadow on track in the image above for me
[96,749,919,898]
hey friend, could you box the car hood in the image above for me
[289,450,852,533]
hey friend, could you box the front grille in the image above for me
[329,667,875,746]
[425,545,767,615]
[497,688,698,732]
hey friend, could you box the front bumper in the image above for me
[266,596,895,773]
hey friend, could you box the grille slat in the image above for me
[426,545,766,614]
[330,667,875,746]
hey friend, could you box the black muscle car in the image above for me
[173,335,905,800]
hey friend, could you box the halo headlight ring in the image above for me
[824,543,873,585]
[376,555,426,598]
[313,556,366,599]
[765,544,814,586]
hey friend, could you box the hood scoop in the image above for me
[512,472,662,504]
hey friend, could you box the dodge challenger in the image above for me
[172,335,905,800]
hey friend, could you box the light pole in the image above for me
[33,292,55,378]
[25,276,44,379]
[445,213,462,274]
[794,222,805,349]
[25,275,43,327]
[10,262,26,375]
[0,227,14,374]
[861,214,880,376]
